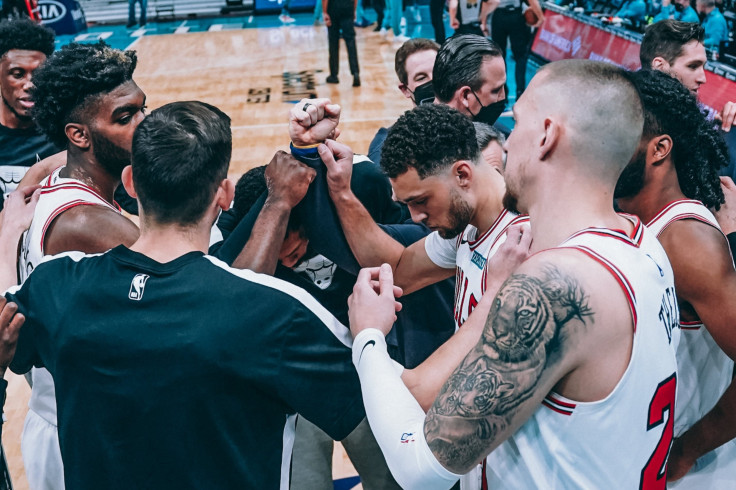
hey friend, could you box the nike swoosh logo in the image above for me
[359,340,376,363]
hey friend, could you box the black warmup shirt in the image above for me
[7,246,364,490]
[0,123,60,208]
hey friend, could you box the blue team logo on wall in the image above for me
[38,0,67,23]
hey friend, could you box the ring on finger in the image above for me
[303,102,312,112]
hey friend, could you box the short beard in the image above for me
[502,190,520,215]
[2,94,32,124]
[438,189,473,239]
[90,130,132,177]
[614,151,646,200]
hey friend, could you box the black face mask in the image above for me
[411,81,436,106]
[470,90,506,126]
[674,2,684,11]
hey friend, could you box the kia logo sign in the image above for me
[38,0,68,24]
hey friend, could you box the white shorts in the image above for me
[21,409,64,490]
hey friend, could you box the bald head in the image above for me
[531,60,643,178]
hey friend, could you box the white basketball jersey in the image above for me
[646,199,734,437]
[19,167,121,424]
[425,209,528,330]
[484,216,680,489]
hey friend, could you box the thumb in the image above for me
[721,176,736,190]
[378,263,395,298]
[318,144,338,170]
[30,187,42,206]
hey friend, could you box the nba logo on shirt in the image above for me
[129,274,150,301]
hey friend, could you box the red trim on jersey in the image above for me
[564,215,643,248]
[543,394,576,415]
[39,201,106,253]
[546,394,576,408]
[480,215,530,294]
[542,399,574,416]
[648,199,705,226]
[654,214,718,238]
[469,209,509,250]
[647,201,725,330]
[558,245,638,331]
[41,183,121,212]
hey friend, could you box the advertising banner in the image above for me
[254,0,316,13]
[531,11,642,69]
[532,9,736,113]
[38,0,86,35]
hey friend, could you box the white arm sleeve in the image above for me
[424,231,459,269]
[352,329,461,490]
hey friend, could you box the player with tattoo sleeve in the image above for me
[348,60,680,489]
[615,69,736,487]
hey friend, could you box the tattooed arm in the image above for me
[350,251,631,486]
[424,253,600,473]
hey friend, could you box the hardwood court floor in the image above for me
[132,24,414,178]
[4,23,412,490]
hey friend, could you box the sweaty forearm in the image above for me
[231,197,290,274]
[331,191,407,269]
[353,329,461,490]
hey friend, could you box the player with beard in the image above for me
[287,98,523,489]
[18,41,144,490]
[318,103,525,333]
[19,42,318,490]
[614,69,736,488]
[348,60,678,489]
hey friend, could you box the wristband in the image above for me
[290,142,320,159]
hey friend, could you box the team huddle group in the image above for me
[0,11,734,490]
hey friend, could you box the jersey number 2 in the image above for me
[640,373,677,490]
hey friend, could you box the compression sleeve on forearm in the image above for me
[352,329,460,490]
[291,144,362,275]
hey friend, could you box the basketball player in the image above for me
[308,101,524,332]
[17,41,145,490]
[294,100,526,490]
[2,100,366,489]
[640,20,736,131]
[22,42,318,489]
[615,69,736,487]
[348,60,679,489]
[0,18,61,209]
